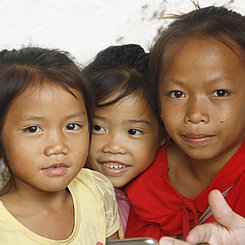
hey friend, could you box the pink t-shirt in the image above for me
[115,188,130,234]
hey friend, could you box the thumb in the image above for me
[208,189,242,229]
[186,189,244,244]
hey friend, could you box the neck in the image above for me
[1,179,70,210]
[167,142,241,197]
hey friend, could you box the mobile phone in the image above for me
[106,237,159,245]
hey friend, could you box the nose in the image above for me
[102,132,126,154]
[184,97,210,124]
[44,131,69,156]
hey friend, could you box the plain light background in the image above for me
[0,0,244,65]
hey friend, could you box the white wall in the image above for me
[0,0,244,65]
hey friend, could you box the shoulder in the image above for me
[81,168,114,188]
[75,168,115,200]
[76,169,120,236]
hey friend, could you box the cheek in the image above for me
[162,116,179,137]
[136,144,158,165]
[85,145,98,167]
[3,141,27,163]
[87,150,99,170]
[134,156,154,174]
[79,141,89,157]
[87,141,101,162]
[90,137,101,150]
[160,97,174,116]
[75,150,88,168]
[161,108,178,126]
[73,139,89,163]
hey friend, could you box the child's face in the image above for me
[159,37,245,161]
[87,94,162,188]
[1,82,89,192]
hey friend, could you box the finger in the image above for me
[208,189,243,229]
[159,237,190,245]
[186,222,217,244]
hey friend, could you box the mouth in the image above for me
[182,134,215,144]
[41,163,69,176]
[99,161,129,176]
[103,162,127,169]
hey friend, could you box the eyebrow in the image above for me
[64,111,87,119]
[94,115,151,126]
[163,78,184,85]
[127,119,151,126]
[93,115,107,122]
[21,111,87,121]
[164,76,237,85]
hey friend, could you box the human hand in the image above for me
[159,189,245,245]
[186,189,245,245]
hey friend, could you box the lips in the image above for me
[182,134,215,144]
[43,163,68,169]
[41,163,69,176]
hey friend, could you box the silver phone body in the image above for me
[106,237,159,245]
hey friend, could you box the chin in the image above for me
[111,181,126,189]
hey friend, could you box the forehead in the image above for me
[163,36,244,62]
[99,88,149,105]
[100,93,149,111]
[24,80,80,97]
[9,82,84,110]
[159,36,245,84]
[96,94,158,125]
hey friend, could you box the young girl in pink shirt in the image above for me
[84,44,165,236]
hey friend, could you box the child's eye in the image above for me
[24,126,42,133]
[168,90,185,98]
[66,123,81,131]
[93,124,106,134]
[212,89,229,97]
[128,129,143,135]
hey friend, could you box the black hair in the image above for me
[84,44,165,136]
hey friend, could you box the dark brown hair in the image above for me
[150,6,245,86]
[0,47,94,159]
